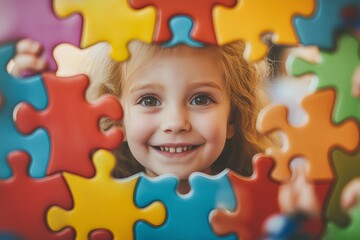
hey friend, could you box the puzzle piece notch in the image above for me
[0,0,82,71]
[256,88,359,181]
[213,0,315,62]
[0,151,73,239]
[162,16,204,48]
[54,0,156,62]
[135,170,237,240]
[47,149,165,240]
[0,42,50,179]
[131,0,237,45]
[16,73,123,178]
[287,33,360,123]
[295,0,360,48]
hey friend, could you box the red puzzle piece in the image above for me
[210,155,281,240]
[16,73,123,178]
[130,0,236,44]
[0,151,73,239]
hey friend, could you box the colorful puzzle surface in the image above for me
[1,1,360,239]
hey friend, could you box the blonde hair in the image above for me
[91,41,270,177]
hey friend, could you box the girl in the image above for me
[12,39,270,193]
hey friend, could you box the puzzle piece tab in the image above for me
[0,43,49,179]
[135,170,236,240]
[0,151,73,239]
[16,73,123,178]
[256,89,359,181]
[326,149,360,226]
[131,0,236,44]
[0,0,82,71]
[288,33,360,123]
[213,0,315,62]
[162,16,204,48]
[210,155,281,240]
[47,149,166,240]
[54,0,156,62]
[295,0,360,48]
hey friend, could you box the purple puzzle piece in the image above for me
[0,0,82,71]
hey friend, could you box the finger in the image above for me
[16,39,43,55]
[341,178,360,210]
[11,54,47,77]
[351,67,360,97]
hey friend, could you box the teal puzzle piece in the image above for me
[0,43,49,178]
[287,33,360,123]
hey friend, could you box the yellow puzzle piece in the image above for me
[53,0,156,62]
[256,89,359,181]
[47,149,165,240]
[213,0,315,62]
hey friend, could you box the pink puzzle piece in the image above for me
[0,151,73,239]
[130,0,237,44]
[16,73,123,178]
[0,0,82,71]
[211,155,281,240]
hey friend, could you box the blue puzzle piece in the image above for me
[0,43,49,178]
[135,170,237,240]
[0,233,22,240]
[295,0,360,48]
[162,16,204,48]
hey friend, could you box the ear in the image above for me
[226,122,235,139]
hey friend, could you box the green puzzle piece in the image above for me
[324,198,360,239]
[287,33,360,123]
[326,149,360,226]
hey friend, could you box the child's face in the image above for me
[121,47,234,179]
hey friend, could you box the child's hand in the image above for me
[278,162,319,217]
[341,177,360,210]
[11,39,47,77]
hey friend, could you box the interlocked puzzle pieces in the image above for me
[15,73,123,178]
[324,197,360,239]
[131,0,237,45]
[295,0,360,49]
[53,0,156,62]
[288,33,360,123]
[326,149,360,226]
[210,155,281,240]
[134,170,236,240]
[256,89,359,181]
[213,0,315,62]
[0,43,50,179]
[47,149,166,240]
[0,0,82,71]
[0,151,73,239]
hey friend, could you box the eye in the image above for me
[137,95,161,107]
[190,94,214,106]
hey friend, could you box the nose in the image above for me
[161,105,191,134]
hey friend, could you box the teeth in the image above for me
[169,147,175,153]
[176,147,182,153]
[183,146,187,151]
[158,146,194,153]
[160,146,164,151]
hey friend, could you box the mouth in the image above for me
[152,145,200,154]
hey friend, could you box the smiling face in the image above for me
[120,46,234,179]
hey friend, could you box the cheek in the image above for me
[123,110,155,144]
[194,112,229,143]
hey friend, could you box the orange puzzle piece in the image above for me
[256,89,359,181]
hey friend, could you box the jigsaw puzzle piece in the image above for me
[257,89,359,181]
[210,155,280,240]
[0,43,50,179]
[213,0,315,62]
[131,0,237,44]
[47,149,165,240]
[54,0,156,62]
[0,0,82,71]
[162,16,204,48]
[326,149,360,226]
[135,170,236,240]
[288,33,360,123]
[15,73,123,178]
[0,151,73,239]
[295,0,360,48]
[0,233,22,240]
[324,197,360,239]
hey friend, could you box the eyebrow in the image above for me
[129,83,164,94]
[189,81,223,91]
